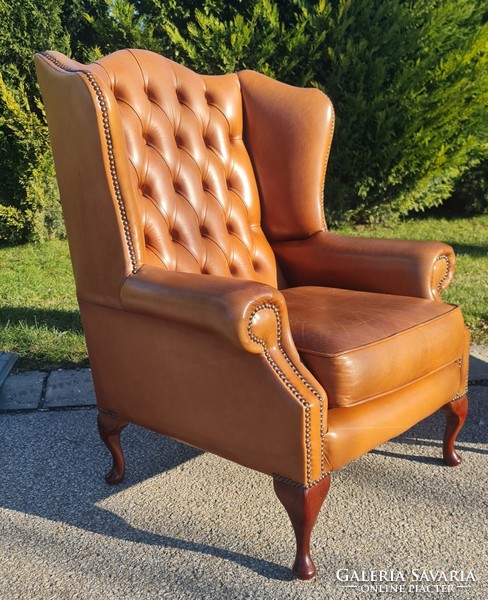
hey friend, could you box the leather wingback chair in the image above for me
[35,49,469,580]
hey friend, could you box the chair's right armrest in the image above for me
[119,265,288,354]
[273,231,456,301]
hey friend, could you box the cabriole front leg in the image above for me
[274,475,331,580]
[441,395,468,466]
[97,409,129,484]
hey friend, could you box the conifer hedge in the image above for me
[0,0,486,243]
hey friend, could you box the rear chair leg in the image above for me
[441,395,468,466]
[274,475,331,580]
[97,409,129,484]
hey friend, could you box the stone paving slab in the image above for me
[0,352,18,388]
[470,345,488,381]
[0,371,46,411]
[43,369,96,409]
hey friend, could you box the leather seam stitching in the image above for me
[324,358,464,408]
[321,97,335,231]
[451,351,469,403]
[247,303,326,487]
[450,388,468,403]
[292,306,460,358]
[435,254,450,295]
[272,471,331,490]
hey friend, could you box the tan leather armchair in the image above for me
[35,49,469,580]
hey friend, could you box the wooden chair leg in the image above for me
[440,395,468,466]
[97,410,129,484]
[274,475,331,580]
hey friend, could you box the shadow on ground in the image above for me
[0,384,485,583]
[0,413,291,581]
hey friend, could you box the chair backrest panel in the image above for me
[92,49,277,286]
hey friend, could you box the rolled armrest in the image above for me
[273,231,455,300]
[120,265,288,353]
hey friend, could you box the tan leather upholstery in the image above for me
[35,48,468,490]
[238,70,334,241]
[273,231,455,301]
[325,359,463,471]
[283,287,466,407]
[92,49,277,286]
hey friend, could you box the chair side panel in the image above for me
[35,53,144,306]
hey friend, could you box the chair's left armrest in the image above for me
[119,265,288,353]
[273,231,455,301]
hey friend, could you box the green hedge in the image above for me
[0,0,486,244]
[0,0,68,243]
[163,0,488,224]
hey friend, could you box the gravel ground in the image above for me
[0,385,486,600]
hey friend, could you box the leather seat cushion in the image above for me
[282,287,466,408]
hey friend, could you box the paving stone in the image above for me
[43,369,96,408]
[0,371,46,411]
[469,346,488,382]
[0,352,19,388]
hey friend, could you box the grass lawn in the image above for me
[1,214,487,371]
[0,239,87,371]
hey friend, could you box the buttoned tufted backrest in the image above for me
[88,49,277,287]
